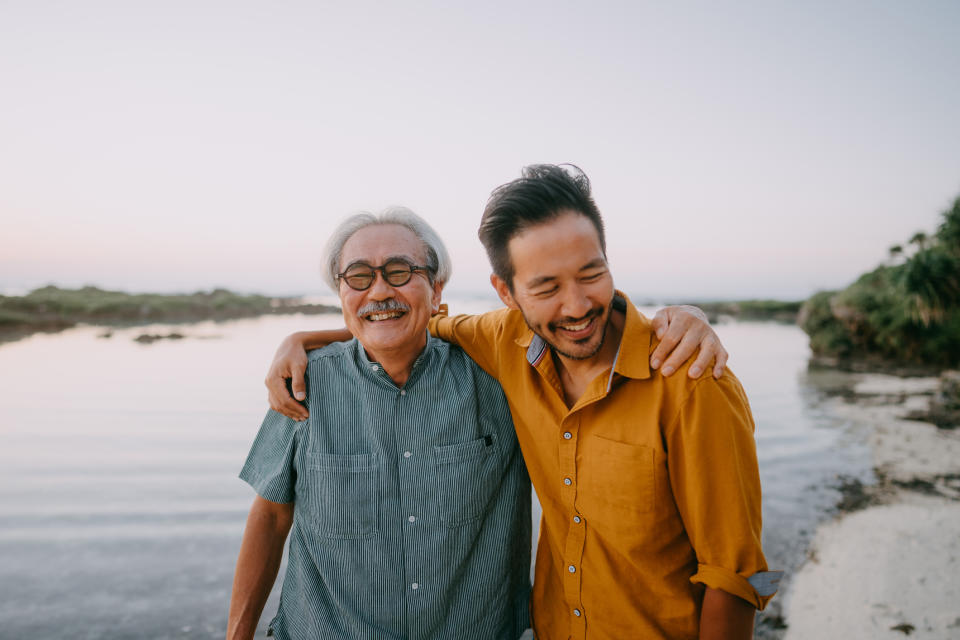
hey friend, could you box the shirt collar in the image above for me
[353,330,438,387]
[516,290,652,380]
[611,290,653,380]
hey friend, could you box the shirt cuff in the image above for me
[690,564,782,610]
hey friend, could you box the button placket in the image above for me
[395,392,428,620]
[559,414,587,637]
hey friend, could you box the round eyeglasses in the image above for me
[337,259,434,291]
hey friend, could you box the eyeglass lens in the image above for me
[342,260,416,290]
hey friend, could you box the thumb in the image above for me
[291,371,306,401]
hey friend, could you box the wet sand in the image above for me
[783,373,960,639]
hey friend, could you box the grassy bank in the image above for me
[800,195,960,371]
[0,286,339,337]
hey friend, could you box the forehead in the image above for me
[340,224,425,267]
[509,211,604,274]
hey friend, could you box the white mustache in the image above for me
[357,299,411,317]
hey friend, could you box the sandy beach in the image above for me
[783,373,960,639]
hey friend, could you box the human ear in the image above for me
[431,281,443,313]
[490,274,519,310]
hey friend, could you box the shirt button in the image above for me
[563,477,572,486]
[408,515,416,523]
[573,608,582,617]
[403,451,412,458]
[563,432,572,440]
[371,364,379,372]
[400,390,406,396]
[411,583,419,590]
[573,516,581,524]
[568,565,576,573]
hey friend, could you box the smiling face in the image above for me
[491,210,616,362]
[338,224,442,363]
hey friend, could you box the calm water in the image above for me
[0,309,872,638]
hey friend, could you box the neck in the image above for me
[361,333,427,387]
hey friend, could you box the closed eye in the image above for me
[580,270,607,282]
[533,286,559,297]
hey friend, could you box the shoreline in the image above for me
[781,372,960,639]
[0,286,340,344]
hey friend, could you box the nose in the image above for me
[559,283,592,320]
[366,270,395,299]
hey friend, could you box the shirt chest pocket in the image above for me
[578,435,656,517]
[434,434,500,528]
[301,453,379,539]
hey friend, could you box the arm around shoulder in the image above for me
[428,306,512,377]
[650,305,729,379]
[265,328,352,420]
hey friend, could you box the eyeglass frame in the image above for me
[336,258,436,291]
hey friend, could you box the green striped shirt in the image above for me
[240,334,532,640]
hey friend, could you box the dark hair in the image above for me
[478,164,606,289]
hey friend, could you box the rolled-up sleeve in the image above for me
[664,373,779,610]
[239,409,301,504]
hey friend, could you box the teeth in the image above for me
[367,311,403,321]
[560,319,591,331]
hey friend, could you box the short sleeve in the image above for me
[239,409,301,504]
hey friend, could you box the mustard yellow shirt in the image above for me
[429,292,776,640]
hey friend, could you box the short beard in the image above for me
[519,299,612,361]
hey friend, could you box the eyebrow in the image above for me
[343,254,418,270]
[525,258,608,288]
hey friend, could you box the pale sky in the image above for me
[2,0,958,301]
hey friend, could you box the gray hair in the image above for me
[321,206,452,291]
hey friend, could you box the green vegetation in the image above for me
[0,286,339,336]
[800,195,960,369]
[691,299,804,323]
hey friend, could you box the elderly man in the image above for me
[266,165,779,639]
[227,208,532,639]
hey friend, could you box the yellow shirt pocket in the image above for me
[578,435,656,519]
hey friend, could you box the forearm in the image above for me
[296,328,352,351]
[699,587,755,640]
[227,499,293,640]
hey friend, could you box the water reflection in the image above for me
[0,313,872,638]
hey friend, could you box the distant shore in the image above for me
[648,299,804,324]
[0,286,339,342]
[782,371,960,639]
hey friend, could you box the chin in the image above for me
[547,325,607,361]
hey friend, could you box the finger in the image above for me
[651,317,692,371]
[650,309,669,340]
[713,346,729,379]
[661,332,701,377]
[267,376,309,421]
[291,368,307,401]
[277,393,310,422]
[687,342,716,378]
